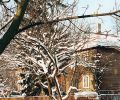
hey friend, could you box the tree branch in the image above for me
[0,0,30,54]
[0,7,120,54]
[114,13,120,17]
[0,17,13,31]
[18,10,120,33]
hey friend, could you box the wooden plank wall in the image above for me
[0,96,94,100]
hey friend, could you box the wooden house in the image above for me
[58,32,120,98]
[0,54,24,92]
[75,46,120,94]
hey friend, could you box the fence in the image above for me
[0,96,94,100]
[100,94,120,100]
[2,94,120,100]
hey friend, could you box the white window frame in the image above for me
[83,75,89,88]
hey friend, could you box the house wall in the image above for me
[77,67,95,91]
[65,67,74,92]
[14,68,23,91]
[78,46,120,92]
[57,74,66,92]
[62,49,98,93]
[97,47,120,92]
[0,57,23,92]
[0,68,18,91]
[62,66,95,93]
[6,68,23,91]
[61,46,120,94]
[75,49,97,92]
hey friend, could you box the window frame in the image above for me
[83,75,89,88]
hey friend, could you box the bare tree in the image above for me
[13,1,86,99]
[0,0,120,54]
[113,0,120,35]
[0,0,120,99]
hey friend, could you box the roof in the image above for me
[75,34,120,52]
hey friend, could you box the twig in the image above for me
[0,17,13,31]
[18,10,120,33]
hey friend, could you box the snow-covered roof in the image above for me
[76,34,120,51]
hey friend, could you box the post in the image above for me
[97,23,101,34]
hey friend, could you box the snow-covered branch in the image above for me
[62,86,81,100]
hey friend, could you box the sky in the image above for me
[75,0,120,34]
[0,0,120,34]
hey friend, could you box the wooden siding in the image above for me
[78,46,120,92]
[64,46,120,93]
[63,66,95,92]
[2,46,120,96]
[58,49,98,93]
[97,47,120,91]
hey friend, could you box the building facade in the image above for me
[58,46,120,97]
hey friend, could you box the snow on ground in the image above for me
[74,91,98,99]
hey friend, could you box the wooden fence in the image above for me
[100,94,120,100]
[0,96,94,100]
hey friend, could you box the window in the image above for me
[83,75,89,88]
